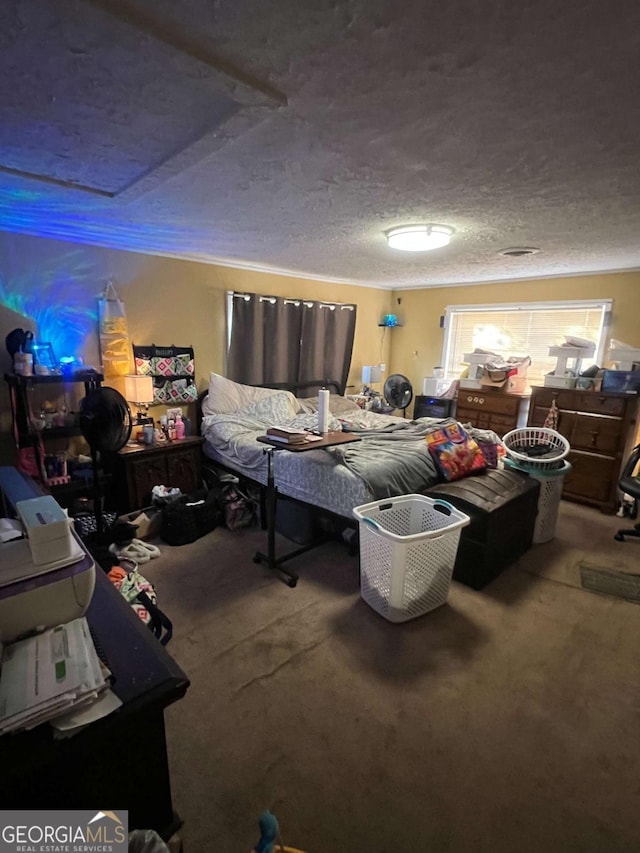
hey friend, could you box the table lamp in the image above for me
[124,374,154,424]
[362,365,382,386]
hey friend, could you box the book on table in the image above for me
[265,426,322,444]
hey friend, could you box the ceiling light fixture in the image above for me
[386,224,454,252]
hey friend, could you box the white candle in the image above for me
[318,388,330,434]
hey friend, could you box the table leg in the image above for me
[253,447,323,587]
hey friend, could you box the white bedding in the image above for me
[200,390,405,518]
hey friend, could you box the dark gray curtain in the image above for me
[297,302,356,393]
[227,294,302,386]
[226,293,356,393]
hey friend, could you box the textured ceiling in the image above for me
[1,0,639,288]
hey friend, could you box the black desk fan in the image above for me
[383,373,414,417]
[79,386,133,539]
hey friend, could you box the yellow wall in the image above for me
[0,231,393,462]
[1,228,638,467]
[388,272,640,394]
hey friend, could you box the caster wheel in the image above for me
[614,533,625,542]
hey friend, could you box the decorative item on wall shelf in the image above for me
[379,314,402,327]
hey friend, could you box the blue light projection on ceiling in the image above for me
[0,250,99,362]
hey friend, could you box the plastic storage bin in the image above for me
[352,494,470,622]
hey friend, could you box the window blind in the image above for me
[442,300,611,388]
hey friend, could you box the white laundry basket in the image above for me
[353,494,470,622]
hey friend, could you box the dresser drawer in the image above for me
[456,391,521,416]
[564,450,617,504]
[573,393,626,417]
[455,407,491,429]
[569,413,624,454]
[531,388,626,417]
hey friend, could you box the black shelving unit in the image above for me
[5,370,103,495]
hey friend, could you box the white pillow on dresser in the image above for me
[201,373,296,416]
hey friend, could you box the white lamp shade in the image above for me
[124,374,154,404]
[386,224,453,252]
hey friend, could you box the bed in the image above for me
[198,372,504,520]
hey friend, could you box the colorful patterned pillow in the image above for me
[425,421,487,481]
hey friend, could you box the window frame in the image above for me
[441,298,612,387]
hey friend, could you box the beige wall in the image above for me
[388,272,640,394]
[0,231,393,463]
[1,228,638,466]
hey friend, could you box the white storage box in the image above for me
[544,374,577,389]
[609,346,640,371]
[353,494,470,622]
[16,495,72,565]
[459,378,482,390]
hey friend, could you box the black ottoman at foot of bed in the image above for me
[426,468,540,590]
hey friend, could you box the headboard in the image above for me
[196,378,344,434]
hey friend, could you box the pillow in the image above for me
[425,421,487,482]
[201,373,296,416]
[242,391,299,425]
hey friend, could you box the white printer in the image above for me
[0,496,95,643]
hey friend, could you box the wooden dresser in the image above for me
[455,388,530,436]
[111,435,203,512]
[527,386,638,512]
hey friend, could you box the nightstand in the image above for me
[110,436,203,512]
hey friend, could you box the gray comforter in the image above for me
[327,417,448,498]
[201,391,502,501]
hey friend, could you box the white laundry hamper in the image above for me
[353,494,470,622]
[504,458,572,543]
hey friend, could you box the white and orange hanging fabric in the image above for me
[543,398,559,430]
[98,281,131,378]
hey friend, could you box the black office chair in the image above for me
[614,443,640,541]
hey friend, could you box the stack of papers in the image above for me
[0,617,117,734]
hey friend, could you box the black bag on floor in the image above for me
[160,488,222,546]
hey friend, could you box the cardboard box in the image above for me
[117,506,162,540]
[480,374,527,394]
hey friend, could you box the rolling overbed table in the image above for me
[255,431,361,586]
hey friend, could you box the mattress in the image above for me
[202,436,374,519]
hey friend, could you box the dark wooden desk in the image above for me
[254,432,361,586]
[0,467,189,838]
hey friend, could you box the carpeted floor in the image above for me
[140,502,640,853]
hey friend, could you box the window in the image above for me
[442,299,611,387]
